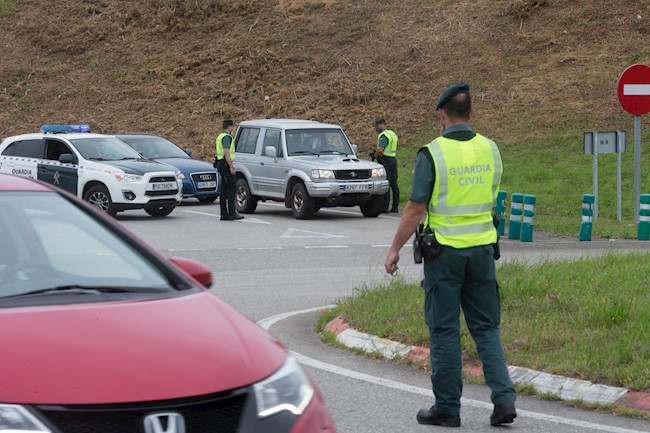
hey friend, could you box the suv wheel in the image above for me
[236,178,258,214]
[84,185,117,216]
[291,183,315,220]
[360,194,383,217]
[144,204,176,217]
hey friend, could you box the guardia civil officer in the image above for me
[215,119,244,221]
[373,118,399,213]
[384,83,516,427]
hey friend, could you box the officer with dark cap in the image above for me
[215,119,244,221]
[373,118,399,213]
[384,82,516,427]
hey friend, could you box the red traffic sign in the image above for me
[618,64,650,116]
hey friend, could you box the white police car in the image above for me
[0,125,184,217]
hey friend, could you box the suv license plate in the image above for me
[149,182,176,191]
[344,183,370,192]
[197,181,217,189]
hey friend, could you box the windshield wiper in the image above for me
[290,150,318,155]
[1,285,170,299]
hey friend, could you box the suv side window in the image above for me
[262,129,282,157]
[235,127,260,154]
[45,139,76,163]
[4,139,44,158]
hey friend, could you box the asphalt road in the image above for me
[118,199,650,433]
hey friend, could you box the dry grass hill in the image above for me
[2,0,650,161]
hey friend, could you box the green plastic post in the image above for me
[508,193,524,240]
[494,190,507,236]
[520,195,536,242]
[638,194,650,241]
[579,194,595,241]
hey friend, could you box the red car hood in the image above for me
[1,292,286,404]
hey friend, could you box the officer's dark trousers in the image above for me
[216,160,236,217]
[422,244,516,416]
[381,156,399,211]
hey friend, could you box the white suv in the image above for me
[233,119,389,219]
[0,125,183,217]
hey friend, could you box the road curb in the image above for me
[324,315,650,415]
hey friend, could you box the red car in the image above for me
[0,173,336,433]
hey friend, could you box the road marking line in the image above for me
[624,84,650,95]
[181,209,271,224]
[237,247,283,251]
[259,307,647,433]
[281,229,347,238]
[304,245,349,249]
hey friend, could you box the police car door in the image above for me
[0,139,44,179]
[40,139,79,195]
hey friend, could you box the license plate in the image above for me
[197,181,217,189]
[343,183,370,192]
[149,182,176,191]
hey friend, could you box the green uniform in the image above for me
[411,124,516,416]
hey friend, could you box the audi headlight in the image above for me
[113,171,143,182]
[372,167,386,177]
[311,169,335,180]
[0,405,51,433]
[253,357,314,418]
[175,171,186,180]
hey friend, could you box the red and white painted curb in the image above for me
[325,315,650,415]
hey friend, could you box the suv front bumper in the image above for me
[305,180,389,198]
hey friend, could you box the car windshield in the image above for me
[286,129,352,156]
[70,137,144,161]
[0,191,179,303]
[118,136,190,159]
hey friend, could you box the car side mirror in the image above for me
[351,144,358,155]
[184,148,192,156]
[169,256,213,289]
[265,146,277,159]
[59,153,76,164]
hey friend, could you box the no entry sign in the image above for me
[618,64,650,116]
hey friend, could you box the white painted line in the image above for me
[371,244,413,248]
[181,210,218,217]
[240,217,272,225]
[624,84,650,95]
[281,228,347,238]
[304,245,349,249]
[181,209,272,224]
[259,307,647,433]
[237,247,283,251]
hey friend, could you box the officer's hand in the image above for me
[385,251,399,276]
[230,166,236,175]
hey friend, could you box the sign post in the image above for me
[584,131,626,221]
[617,64,650,223]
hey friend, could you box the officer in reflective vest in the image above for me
[215,119,243,220]
[384,82,516,427]
[374,118,400,213]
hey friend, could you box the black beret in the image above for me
[374,118,386,126]
[223,119,234,128]
[435,82,470,110]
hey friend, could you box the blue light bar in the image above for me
[40,124,91,134]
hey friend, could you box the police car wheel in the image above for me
[291,183,315,220]
[84,185,117,216]
[144,204,175,218]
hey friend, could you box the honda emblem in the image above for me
[144,413,186,433]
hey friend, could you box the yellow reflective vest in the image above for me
[423,133,501,248]
[378,129,398,157]
[215,132,235,161]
